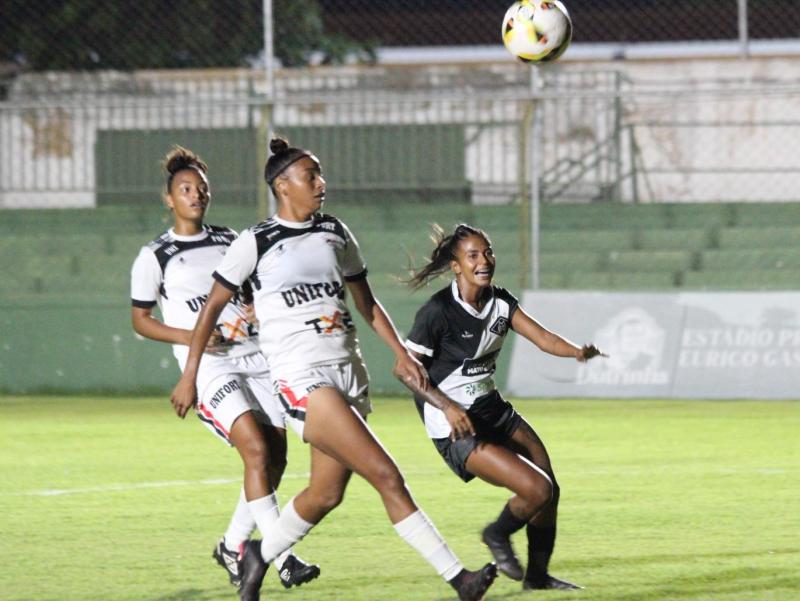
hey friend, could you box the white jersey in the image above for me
[212,213,367,372]
[130,225,261,365]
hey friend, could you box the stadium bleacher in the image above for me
[1,201,799,306]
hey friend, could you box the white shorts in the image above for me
[193,352,286,446]
[272,360,372,440]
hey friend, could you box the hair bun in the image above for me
[269,137,290,154]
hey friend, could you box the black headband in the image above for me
[266,151,317,186]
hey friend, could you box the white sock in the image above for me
[223,487,257,551]
[394,510,463,581]
[259,497,315,564]
[247,492,281,554]
[274,548,292,570]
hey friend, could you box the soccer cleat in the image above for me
[212,539,242,589]
[278,554,321,589]
[481,525,524,581]
[239,540,268,601]
[450,563,498,601]
[523,574,584,591]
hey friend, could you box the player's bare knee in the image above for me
[238,437,269,472]
[311,487,345,514]
[520,474,553,511]
[372,464,406,499]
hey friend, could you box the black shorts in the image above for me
[432,391,523,482]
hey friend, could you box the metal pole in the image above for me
[529,66,543,290]
[260,0,276,218]
[738,0,749,59]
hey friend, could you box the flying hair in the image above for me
[405,223,492,290]
[264,136,317,189]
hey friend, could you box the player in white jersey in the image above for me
[403,224,606,591]
[170,137,498,601]
[130,146,319,597]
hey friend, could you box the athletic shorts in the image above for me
[432,391,522,482]
[271,359,371,440]
[193,352,286,446]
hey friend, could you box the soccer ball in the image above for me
[502,1,572,63]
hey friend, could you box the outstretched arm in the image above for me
[511,306,605,362]
[170,281,235,417]
[347,277,428,390]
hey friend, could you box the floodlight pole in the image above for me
[262,0,277,218]
[738,0,749,59]
[529,66,543,290]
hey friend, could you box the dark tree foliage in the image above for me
[0,0,373,71]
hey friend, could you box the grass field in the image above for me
[1,396,798,601]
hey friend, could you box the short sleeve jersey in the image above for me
[130,225,260,365]
[212,213,367,372]
[405,280,519,438]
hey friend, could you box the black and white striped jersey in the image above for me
[212,213,367,372]
[130,224,260,364]
[406,280,519,438]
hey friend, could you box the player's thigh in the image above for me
[303,386,402,487]
[506,417,555,476]
[466,441,552,499]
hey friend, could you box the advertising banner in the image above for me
[506,292,800,399]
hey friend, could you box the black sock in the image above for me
[485,502,528,538]
[525,524,556,584]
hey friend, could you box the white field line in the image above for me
[7,475,307,497]
[3,467,788,498]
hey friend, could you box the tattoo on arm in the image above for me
[401,376,452,411]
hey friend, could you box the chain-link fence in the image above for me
[5,1,800,73]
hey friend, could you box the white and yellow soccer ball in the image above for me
[502,0,572,63]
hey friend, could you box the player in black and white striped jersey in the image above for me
[403,223,605,592]
[130,146,319,593]
[170,137,498,601]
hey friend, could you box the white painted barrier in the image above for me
[507,291,800,399]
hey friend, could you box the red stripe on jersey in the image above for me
[197,402,230,438]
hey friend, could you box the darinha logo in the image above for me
[281,280,345,307]
[305,310,354,334]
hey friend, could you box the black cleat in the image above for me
[278,554,321,589]
[481,525,524,581]
[523,574,584,591]
[212,539,242,589]
[450,563,498,601]
[239,540,268,601]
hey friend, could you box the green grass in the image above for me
[1,396,798,601]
